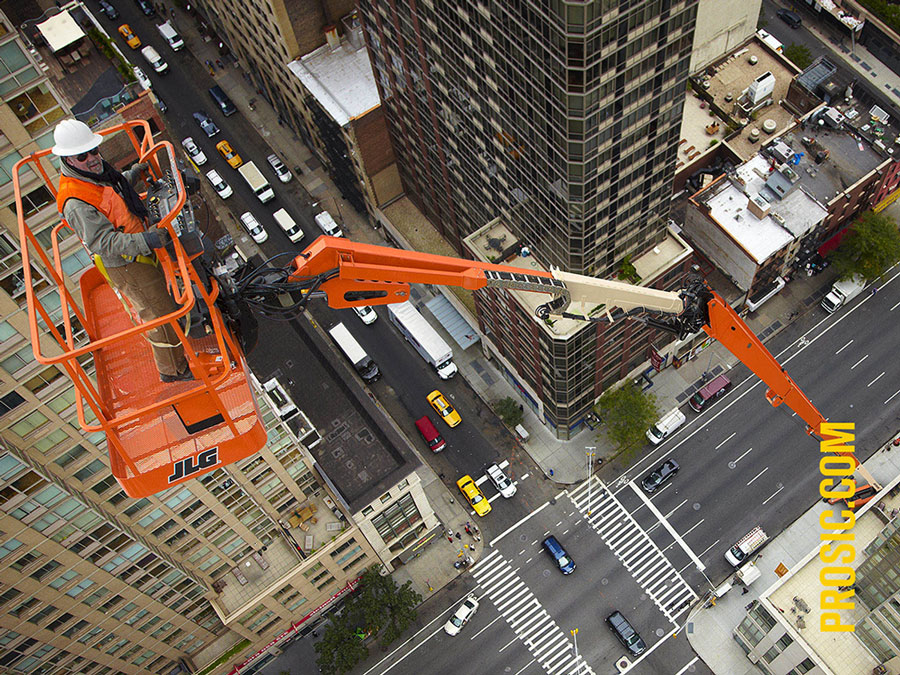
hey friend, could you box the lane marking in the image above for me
[886,389,900,405]
[513,659,536,675]
[490,499,554,547]
[715,432,735,450]
[747,467,769,486]
[868,372,885,387]
[520,473,529,481]
[470,615,504,641]
[696,538,721,559]
[629,481,707,573]
[850,354,869,370]
[891,300,900,311]
[734,447,753,464]
[763,486,784,505]
[835,339,854,354]
[675,657,700,675]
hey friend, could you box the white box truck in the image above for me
[157,21,184,50]
[238,161,275,203]
[388,301,458,379]
[725,526,768,566]
[327,322,380,383]
[821,275,865,313]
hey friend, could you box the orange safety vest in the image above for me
[56,174,146,235]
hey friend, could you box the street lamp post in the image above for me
[586,447,596,515]
[571,628,582,674]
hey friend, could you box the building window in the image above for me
[371,493,421,544]
[380,492,391,503]
[762,645,780,663]
[361,506,374,516]
[776,633,793,650]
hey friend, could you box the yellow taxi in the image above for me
[118,24,141,49]
[427,390,460,427]
[457,475,491,517]
[215,140,243,168]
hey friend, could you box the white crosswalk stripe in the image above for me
[569,480,697,622]
[472,552,594,675]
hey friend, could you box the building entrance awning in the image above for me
[425,294,479,350]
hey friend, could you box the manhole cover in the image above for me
[656,627,666,637]
[693,503,701,510]
[519,534,528,541]
[601,578,609,585]
[543,569,551,578]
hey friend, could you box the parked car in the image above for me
[205,169,232,199]
[135,0,156,16]
[181,137,207,165]
[543,535,575,574]
[776,8,802,28]
[689,375,731,413]
[192,111,219,138]
[606,611,646,656]
[427,389,460,427]
[156,97,167,113]
[486,463,516,498]
[353,305,377,325]
[239,212,268,244]
[640,459,680,494]
[444,595,478,636]
[216,140,243,168]
[267,153,292,182]
[98,0,118,19]
[118,24,140,49]
[132,66,151,91]
[414,415,446,453]
[457,475,491,516]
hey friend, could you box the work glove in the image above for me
[141,227,172,251]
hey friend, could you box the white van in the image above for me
[157,21,184,50]
[725,527,768,566]
[646,408,686,445]
[140,45,168,74]
[314,211,343,238]
[273,208,304,244]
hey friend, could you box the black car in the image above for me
[607,611,646,656]
[98,0,118,19]
[135,0,156,16]
[777,8,802,28]
[640,459,680,494]
[192,111,220,138]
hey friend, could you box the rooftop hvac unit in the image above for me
[748,194,770,219]
[747,71,775,105]
[768,139,794,164]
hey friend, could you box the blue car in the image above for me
[543,535,575,574]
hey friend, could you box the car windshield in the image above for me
[471,493,483,504]
[558,555,571,567]
[730,546,745,562]
[450,616,463,627]
[647,472,662,485]
[625,633,641,646]
[690,392,704,406]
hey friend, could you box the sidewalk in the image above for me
[686,434,900,674]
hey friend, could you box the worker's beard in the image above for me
[68,159,149,221]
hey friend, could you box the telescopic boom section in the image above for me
[291,237,874,485]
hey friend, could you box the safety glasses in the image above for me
[74,148,100,162]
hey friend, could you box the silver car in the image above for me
[267,153,292,182]
[205,169,232,199]
[444,595,478,636]
[486,462,516,498]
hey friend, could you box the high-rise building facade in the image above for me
[357,0,699,275]
[357,1,699,435]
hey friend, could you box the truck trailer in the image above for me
[387,301,458,379]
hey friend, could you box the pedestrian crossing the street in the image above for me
[472,551,595,675]
[568,480,697,622]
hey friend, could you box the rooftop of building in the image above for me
[463,219,693,340]
[692,154,828,263]
[287,37,380,127]
[761,482,900,675]
[763,113,894,207]
[697,34,799,161]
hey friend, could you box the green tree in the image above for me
[597,382,658,456]
[783,44,813,70]
[350,567,422,648]
[828,210,900,282]
[314,612,369,675]
[494,396,524,427]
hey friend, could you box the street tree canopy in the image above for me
[597,382,658,455]
[828,210,900,282]
[495,396,524,427]
[350,566,422,648]
[314,611,369,675]
[783,44,813,70]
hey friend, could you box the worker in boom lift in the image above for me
[51,119,192,382]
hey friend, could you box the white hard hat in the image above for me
[51,119,103,157]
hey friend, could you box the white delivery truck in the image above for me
[725,526,768,566]
[327,322,380,383]
[646,408,686,445]
[238,161,275,203]
[273,208,304,243]
[314,210,343,237]
[388,301,458,379]
[820,275,865,313]
[157,21,184,50]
